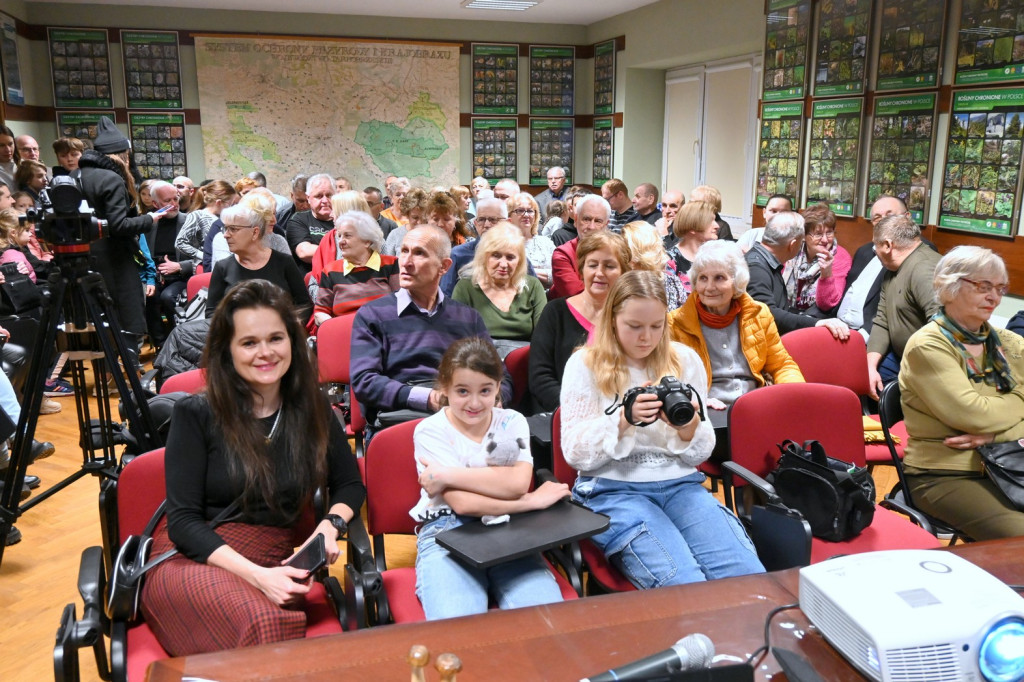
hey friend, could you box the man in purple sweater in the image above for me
[350,225,512,439]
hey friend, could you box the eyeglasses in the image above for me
[548,176,565,182]
[960,278,1010,296]
[476,215,502,224]
[510,208,536,216]
[223,224,255,234]
[808,229,835,241]
[870,210,907,225]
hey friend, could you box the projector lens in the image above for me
[979,618,1024,682]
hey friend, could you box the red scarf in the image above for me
[695,296,742,329]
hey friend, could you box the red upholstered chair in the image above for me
[724,383,940,565]
[504,344,530,410]
[54,449,348,682]
[354,419,579,625]
[316,314,365,456]
[781,326,909,469]
[186,271,213,301]
[157,368,206,395]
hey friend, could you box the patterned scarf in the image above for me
[784,240,837,311]
[932,308,1015,393]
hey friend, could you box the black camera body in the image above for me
[621,376,704,427]
[23,176,105,254]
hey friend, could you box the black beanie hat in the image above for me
[93,116,130,154]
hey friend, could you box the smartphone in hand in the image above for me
[284,534,327,581]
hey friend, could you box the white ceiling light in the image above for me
[462,0,540,10]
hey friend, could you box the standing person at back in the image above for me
[535,166,567,218]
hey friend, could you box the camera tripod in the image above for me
[0,251,162,563]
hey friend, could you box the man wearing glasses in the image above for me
[363,186,398,239]
[865,207,941,400]
[535,166,567,218]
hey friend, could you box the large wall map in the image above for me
[194,36,460,192]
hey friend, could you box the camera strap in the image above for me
[69,168,84,193]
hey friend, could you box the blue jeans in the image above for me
[573,473,765,589]
[415,513,564,621]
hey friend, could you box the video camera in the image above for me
[22,176,106,254]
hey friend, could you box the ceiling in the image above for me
[23,0,662,25]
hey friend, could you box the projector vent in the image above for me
[801,586,880,680]
[885,644,961,682]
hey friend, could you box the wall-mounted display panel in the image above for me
[762,0,811,101]
[875,0,946,91]
[955,0,1024,85]
[55,110,117,145]
[472,117,517,183]
[813,0,872,97]
[129,112,188,181]
[0,13,23,105]
[529,46,574,116]
[755,101,804,206]
[594,39,615,115]
[48,28,112,108]
[529,118,573,185]
[593,117,613,187]
[472,43,518,115]
[121,30,183,109]
[806,97,863,217]
[867,93,937,224]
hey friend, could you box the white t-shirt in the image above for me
[409,407,532,522]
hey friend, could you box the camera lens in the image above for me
[661,392,695,426]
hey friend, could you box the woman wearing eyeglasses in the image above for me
[507,192,554,288]
[899,246,1024,540]
[783,203,851,317]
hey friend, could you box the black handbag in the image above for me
[106,499,239,622]
[0,263,41,316]
[978,440,1024,511]
[767,440,875,542]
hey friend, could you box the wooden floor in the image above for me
[0,353,900,682]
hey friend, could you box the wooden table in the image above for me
[146,538,1024,681]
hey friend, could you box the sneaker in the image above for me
[39,398,62,415]
[44,378,75,397]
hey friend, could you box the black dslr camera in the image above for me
[621,376,704,427]
[22,176,105,254]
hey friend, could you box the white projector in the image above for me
[799,550,1024,682]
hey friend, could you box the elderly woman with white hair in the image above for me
[312,210,399,326]
[205,204,309,319]
[669,240,803,461]
[899,246,1024,540]
[452,223,546,358]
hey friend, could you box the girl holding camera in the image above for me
[560,270,764,589]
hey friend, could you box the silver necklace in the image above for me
[265,407,283,444]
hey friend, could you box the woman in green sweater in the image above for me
[453,222,546,358]
[900,245,1024,540]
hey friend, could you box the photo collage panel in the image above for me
[48,28,112,108]
[876,0,945,90]
[529,121,573,185]
[942,109,1022,227]
[56,111,117,145]
[956,0,1024,84]
[122,31,182,109]
[594,40,615,115]
[813,0,872,96]
[472,44,518,115]
[593,119,613,187]
[129,114,187,181]
[762,0,811,100]
[472,120,517,181]
[529,47,574,116]
[807,100,863,216]
[867,101,935,221]
[756,102,803,205]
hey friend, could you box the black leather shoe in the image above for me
[4,526,21,545]
[0,479,30,501]
[23,474,40,489]
[30,440,55,462]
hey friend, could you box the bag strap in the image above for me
[130,498,241,580]
[802,440,830,467]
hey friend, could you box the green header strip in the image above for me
[952,87,1024,112]
[473,118,517,130]
[122,30,177,45]
[812,98,863,118]
[51,28,107,42]
[57,112,112,125]
[762,102,803,119]
[474,106,517,115]
[956,66,1024,86]
[938,214,1013,236]
[595,40,614,56]
[474,44,517,57]
[874,93,936,116]
[814,82,864,97]
[594,117,613,130]
[531,46,573,59]
[532,107,572,116]
[531,119,572,130]
[129,113,185,126]
[767,0,803,11]
[129,99,182,109]
[763,86,805,102]
[827,201,854,217]
[876,73,937,91]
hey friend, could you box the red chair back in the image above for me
[186,272,213,301]
[117,449,167,541]
[317,314,356,383]
[550,408,576,485]
[158,369,206,395]
[727,383,866,488]
[504,345,530,409]
[363,420,423,536]
[781,327,871,396]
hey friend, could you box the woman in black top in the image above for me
[206,204,310,320]
[141,279,365,655]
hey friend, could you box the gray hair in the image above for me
[689,240,750,297]
[335,210,384,253]
[762,211,804,246]
[873,213,920,249]
[305,173,335,194]
[475,196,507,217]
[220,205,265,237]
[933,245,1008,306]
[247,171,267,187]
[388,177,411,197]
[291,173,309,194]
[149,179,176,199]
[404,224,451,261]
[575,193,612,221]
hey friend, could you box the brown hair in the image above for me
[191,179,238,212]
[673,200,718,239]
[575,230,631,278]
[799,202,836,234]
[52,137,84,155]
[434,336,504,406]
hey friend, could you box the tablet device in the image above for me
[285,534,326,578]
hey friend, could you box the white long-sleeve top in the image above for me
[559,342,715,482]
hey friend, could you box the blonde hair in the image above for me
[674,200,718,239]
[622,221,667,272]
[470,223,527,291]
[690,185,722,212]
[330,190,372,218]
[239,188,278,228]
[585,270,681,397]
[0,209,24,250]
[506,192,541,236]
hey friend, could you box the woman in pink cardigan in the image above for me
[783,202,851,317]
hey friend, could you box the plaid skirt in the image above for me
[140,521,307,656]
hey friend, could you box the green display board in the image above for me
[756,101,803,207]
[938,88,1024,237]
[867,93,937,224]
[813,0,872,97]
[529,46,574,116]
[593,117,613,187]
[955,0,1024,86]
[472,118,517,183]
[875,0,946,91]
[806,98,863,217]
[48,28,112,108]
[121,30,182,109]
[472,44,518,115]
[129,112,187,181]
[55,110,117,145]
[594,39,615,115]
[529,118,573,185]
[762,0,811,101]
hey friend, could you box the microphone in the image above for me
[581,633,714,682]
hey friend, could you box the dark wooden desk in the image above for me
[146,538,1024,682]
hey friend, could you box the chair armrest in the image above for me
[721,461,782,501]
[53,546,111,682]
[878,498,936,536]
[344,517,384,626]
[535,468,556,486]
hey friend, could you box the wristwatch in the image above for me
[324,513,348,539]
